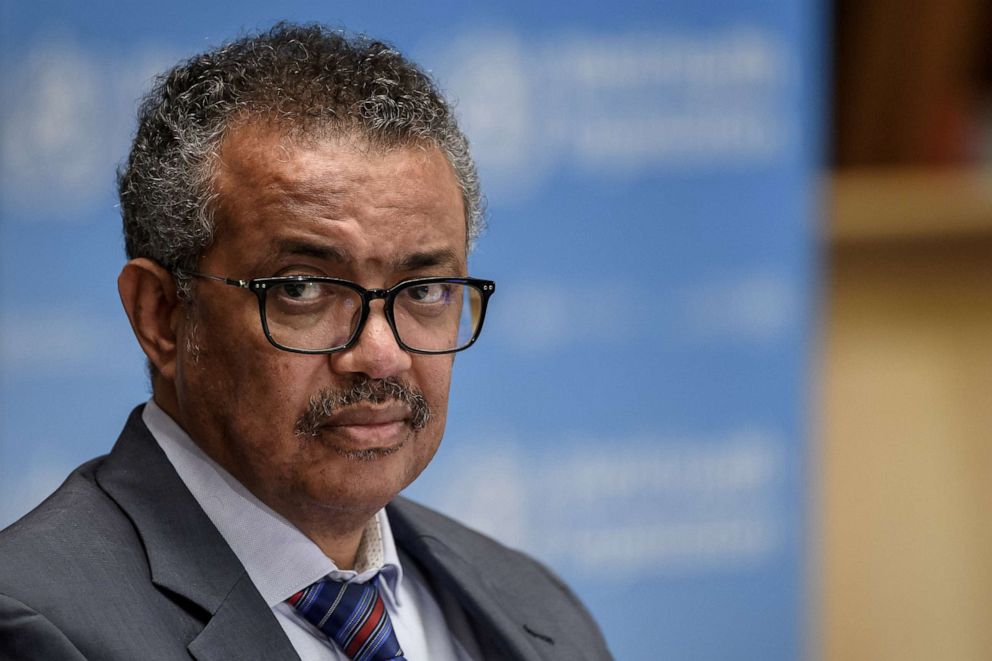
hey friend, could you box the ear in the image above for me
[118,258,182,381]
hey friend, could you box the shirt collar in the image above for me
[141,399,405,608]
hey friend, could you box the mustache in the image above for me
[294,377,431,438]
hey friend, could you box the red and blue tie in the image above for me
[288,576,406,661]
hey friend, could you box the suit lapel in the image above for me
[96,407,299,661]
[388,500,554,661]
[187,572,299,661]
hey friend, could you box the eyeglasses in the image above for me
[179,271,496,355]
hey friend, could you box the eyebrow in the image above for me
[272,239,460,273]
[394,248,461,272]
[276,239,351,263]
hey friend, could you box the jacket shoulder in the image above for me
[0,456,122,561]
[0,455,147,586]
[0,457,166,636]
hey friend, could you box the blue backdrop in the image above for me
[0,1,824,658]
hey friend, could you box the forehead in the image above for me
[207,123,468,273]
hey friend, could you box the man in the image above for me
[0,23,611,661]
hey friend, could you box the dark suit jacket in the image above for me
[0,408,612,660]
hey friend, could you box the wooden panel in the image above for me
[821,237,992,660]
[831,168,992,243]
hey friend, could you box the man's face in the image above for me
[171,124,467,526]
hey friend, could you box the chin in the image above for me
[300,457,419,511]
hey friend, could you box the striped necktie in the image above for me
[288,575,406,661]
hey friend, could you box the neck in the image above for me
[291,507,373,570]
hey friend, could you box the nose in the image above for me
[329,302,412,380]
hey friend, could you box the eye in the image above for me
[405,283,450,305]
[279,281,324,301]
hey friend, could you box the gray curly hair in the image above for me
[118,22,484,282]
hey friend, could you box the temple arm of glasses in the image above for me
[177,270,250,289]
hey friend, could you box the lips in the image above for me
[316,405,411,448]
[325,405,409,427]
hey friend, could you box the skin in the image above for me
[118,124,468,569]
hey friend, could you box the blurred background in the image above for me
[825,1,992,659]
[0,1,988,659]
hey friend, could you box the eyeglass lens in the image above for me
[263,280,483,352]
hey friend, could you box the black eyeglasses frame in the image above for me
[178,270,496,355]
